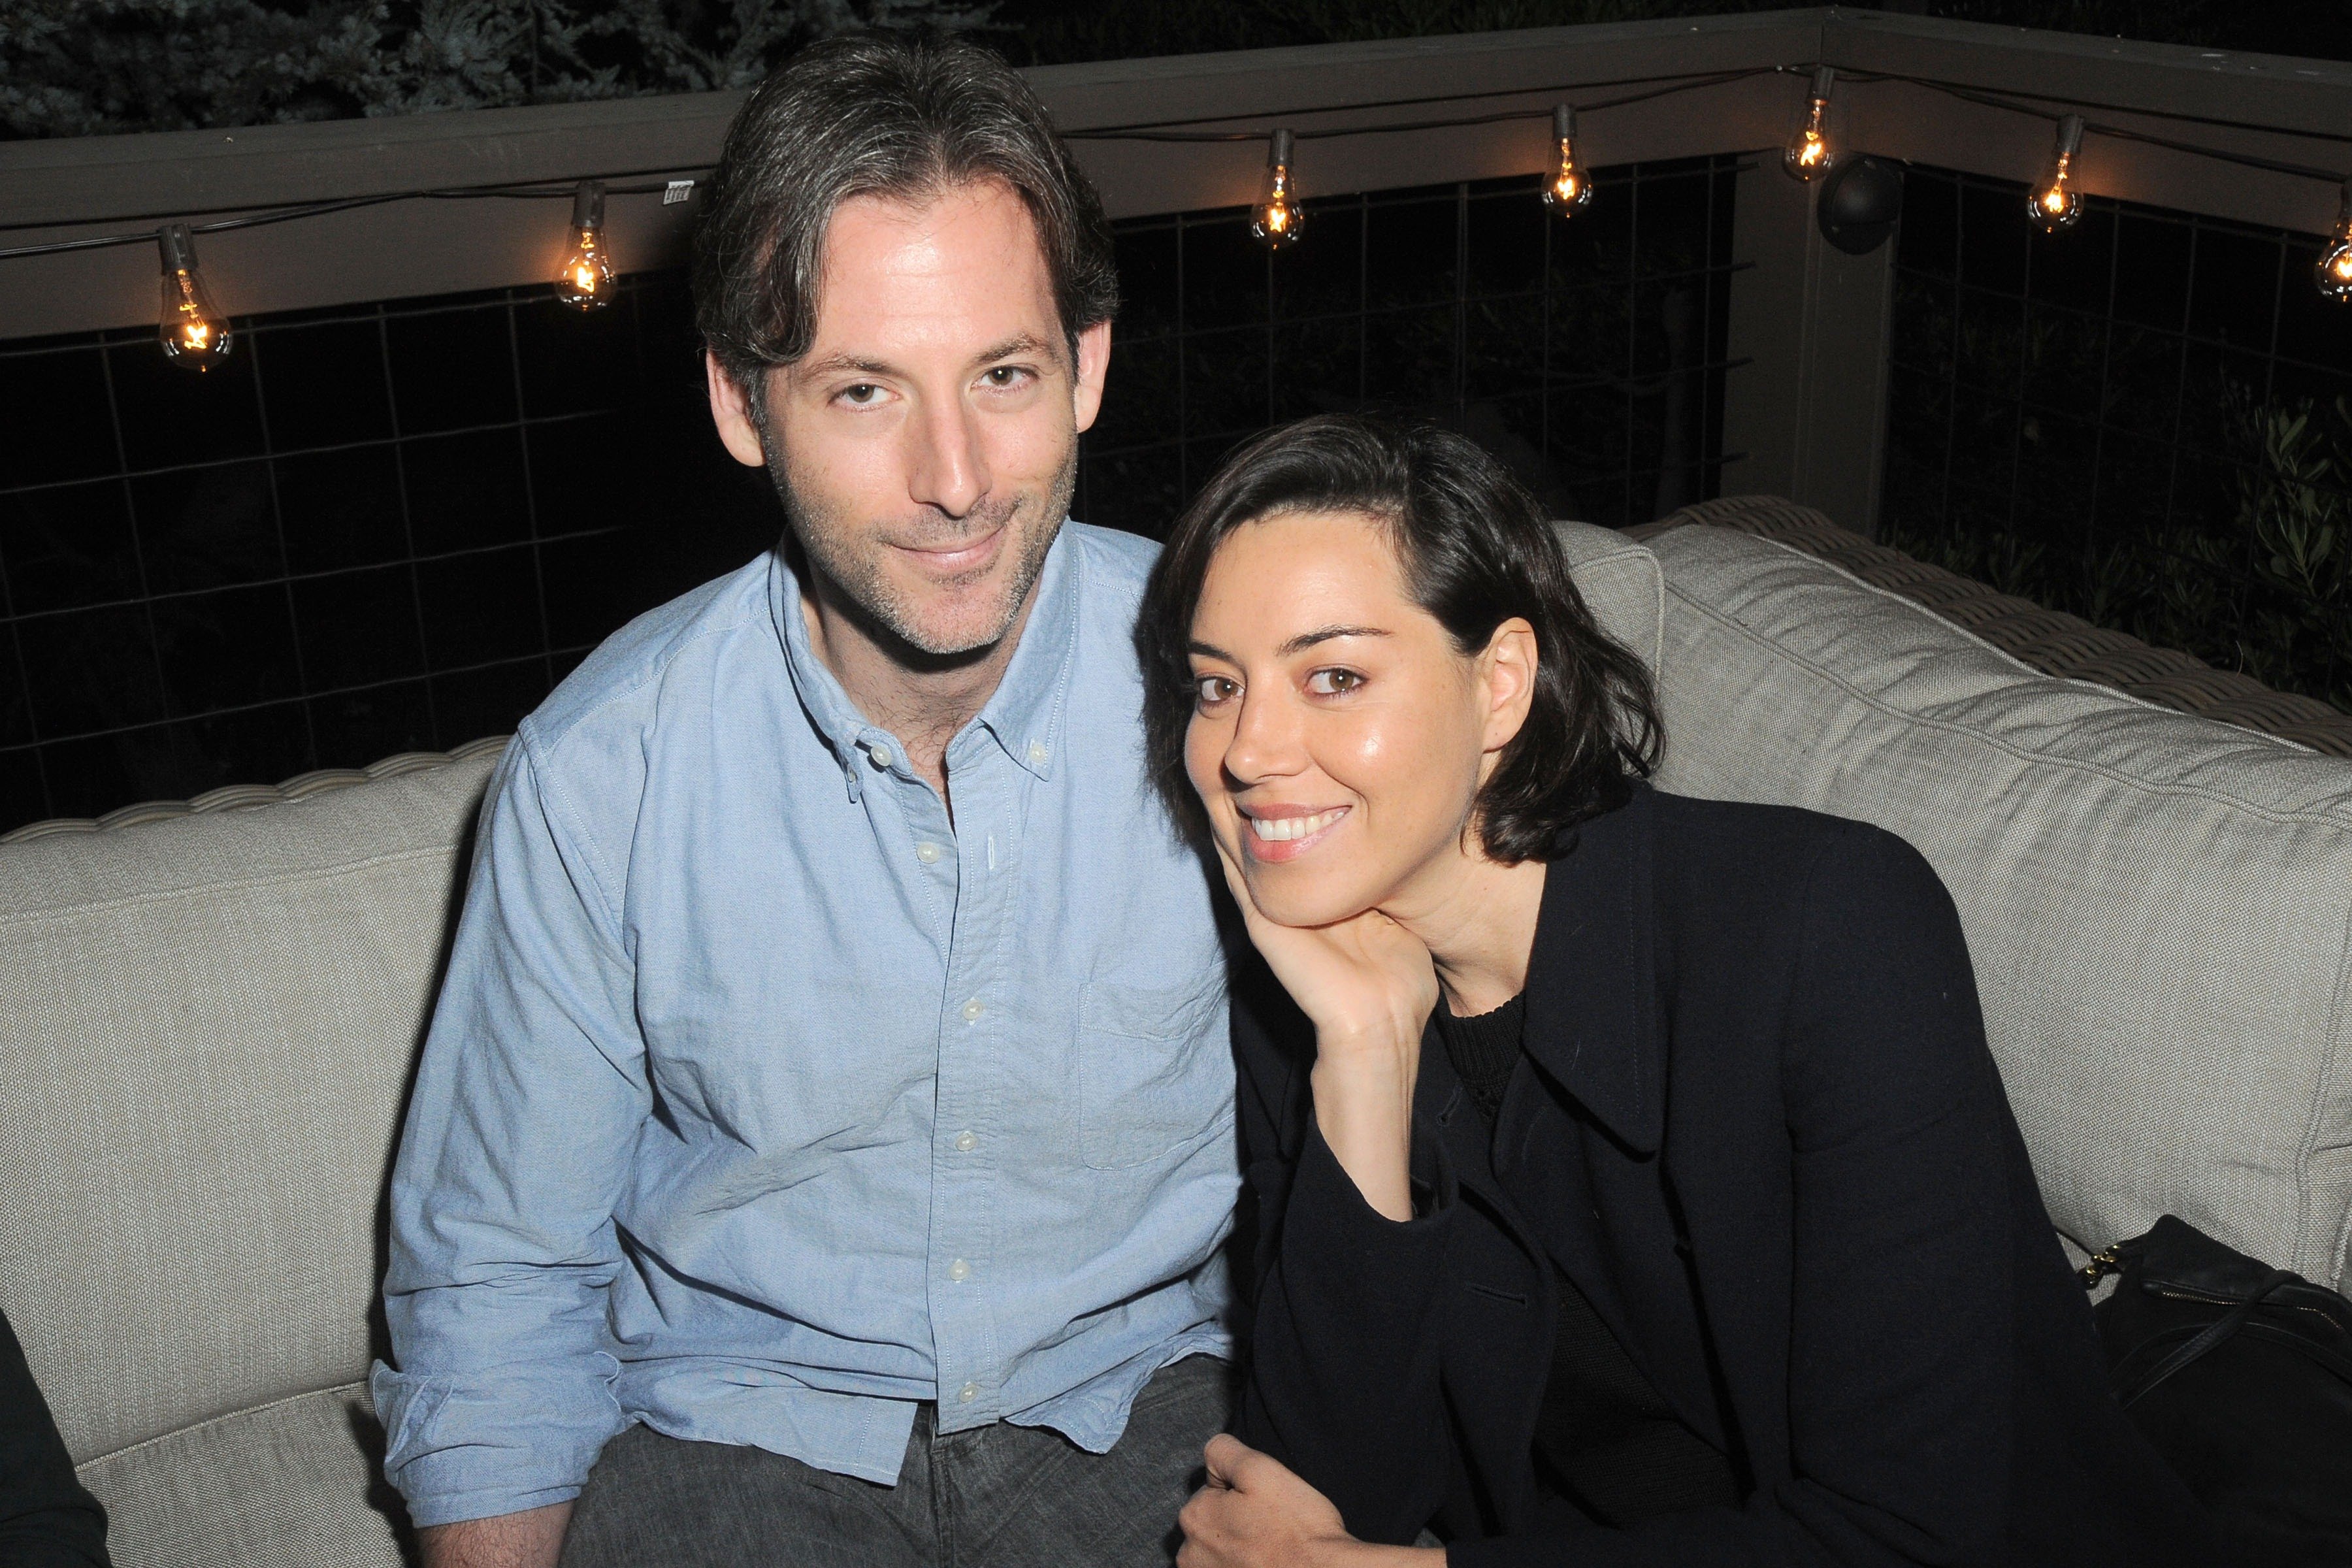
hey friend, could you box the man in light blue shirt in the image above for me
[372,36,1236,1568]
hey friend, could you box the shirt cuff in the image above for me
[371,1358,624,1529]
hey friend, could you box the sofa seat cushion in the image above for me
[78,1381,408,1568]
[1644,523,2352,1290]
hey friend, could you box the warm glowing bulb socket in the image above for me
[1782,65,1836,184]
[1252,129,1305,251]
[2029,114,2087,234]
[2319,184,2352,302]
[555,180,614,310]
[155,223,231,370]
[1542,105,1593,216]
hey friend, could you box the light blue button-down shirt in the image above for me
[372,523,1237,1530]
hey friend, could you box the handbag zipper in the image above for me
[2142,1282,2345,1330]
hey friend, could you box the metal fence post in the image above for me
[1723,155,1897,536]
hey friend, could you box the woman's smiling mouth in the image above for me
[1241,806,1350,862]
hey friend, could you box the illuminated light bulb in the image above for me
[1541,105,1594,217]
[156,224,231,370]
[2029,114,2087,234]
[1251,129,1305,251]
[555,180,613,309]
[2317,184,2352,302]
[1782,66,1835,183]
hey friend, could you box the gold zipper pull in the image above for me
[2079,1245,2125,1288]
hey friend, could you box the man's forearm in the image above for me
[419,1501,572,1568]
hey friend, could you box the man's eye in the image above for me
[1194,675,1239,706]
[983,367,1032,388]
[839,384,883,406]
[1305,668,1364,696]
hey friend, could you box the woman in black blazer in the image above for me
[1134,415,2216,1567]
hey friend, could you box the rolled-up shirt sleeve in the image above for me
[370,730,649,1529]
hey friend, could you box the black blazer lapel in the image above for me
[1495,787,1731,1452]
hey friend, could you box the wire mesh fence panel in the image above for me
[1880,163,2352,718]
[0,157,1742,832]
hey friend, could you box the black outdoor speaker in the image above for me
[1818,155,1904,255]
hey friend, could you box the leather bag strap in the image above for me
[2116,1269,2293,1409]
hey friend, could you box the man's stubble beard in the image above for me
[765,435,1076,660]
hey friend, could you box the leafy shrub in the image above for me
[1887,385,2352,715]
[0,0,990,140]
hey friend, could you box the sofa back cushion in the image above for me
[1647,523,2352,1288]
[1557,520,1666,676]
[0,750,500,1466]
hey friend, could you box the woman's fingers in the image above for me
[1202,1431,1254,1489]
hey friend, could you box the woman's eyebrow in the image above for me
[1278,625,1389,657]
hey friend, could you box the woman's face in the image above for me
[1183,509,1531,928]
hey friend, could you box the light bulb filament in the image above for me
[1252,129,1305,251]
[1542,106,1593,216]
[1782,67,1835,183]
[155,225,231,370]
[2319,183,2352,302]
[2029,116,2087,233]
[555,182,615,310]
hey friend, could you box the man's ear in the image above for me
[706,350,770,469]
[1480,617,1541,755]
[1070,319,1113,435]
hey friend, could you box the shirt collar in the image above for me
[767,527,1079,800]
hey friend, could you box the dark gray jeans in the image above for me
[558,1356,1233,1568]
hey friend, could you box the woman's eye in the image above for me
[1305,668,1365,696]
[1193,675,1239,706]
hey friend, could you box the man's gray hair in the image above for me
[693,34,1119,419]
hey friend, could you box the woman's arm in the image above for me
[1228,958,1460,1548]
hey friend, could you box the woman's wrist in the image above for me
[1309,1047,1418,1222]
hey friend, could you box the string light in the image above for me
[1541,105,1594,217]
[2315,184,2352,301]
[1783,66,1835,182]
[156,224,231,370]
[555,181,613,309]
[1252,129,1304,251]
[14,59,2352,342]
[2029,114,2087,233]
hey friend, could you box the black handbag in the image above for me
[2080,1215,2352,1566]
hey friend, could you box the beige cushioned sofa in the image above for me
[4,502,2349,1566]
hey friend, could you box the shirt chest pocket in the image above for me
[1075,974,1233,1171]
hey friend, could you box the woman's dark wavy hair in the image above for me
[1137,415,1663,864]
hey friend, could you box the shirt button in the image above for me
[962,998,983,1023]
[869,743,894,770]
[958,1382,979,1403]
[954,1130,977,1152]
[1027,740,1049,766]
[916,841,943,864]
[947,1258,970,1283]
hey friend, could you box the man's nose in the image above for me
[906,392,990,519]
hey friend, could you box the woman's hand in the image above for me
[1178,1435,1445,1568]
[1214,839,1439,1056]
[1215,841,1435,1220]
